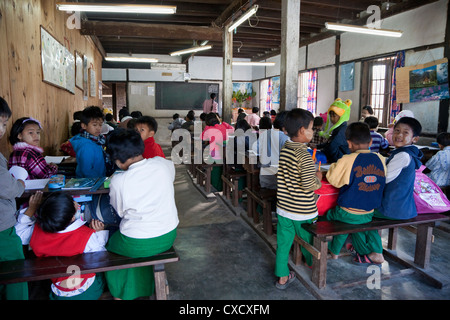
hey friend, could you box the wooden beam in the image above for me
[81,21,222,41]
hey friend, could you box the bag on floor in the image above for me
[315,177,339,216]
[414,165,450,214]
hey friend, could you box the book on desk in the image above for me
[62,177,99,190]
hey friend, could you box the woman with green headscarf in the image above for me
[317,99,352,163]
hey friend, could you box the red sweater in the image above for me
[143,137,165,159]
[30,223,96,289]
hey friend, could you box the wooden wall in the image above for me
[0,0,103,158]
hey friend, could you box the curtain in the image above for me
[390,50,405,123]
[266,78,273,111]
[306,69,318,114]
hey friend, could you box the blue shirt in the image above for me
[369,130,389,153]
[426,146,450,187]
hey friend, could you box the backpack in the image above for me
[315,177,339,216]
[414,165,450,214]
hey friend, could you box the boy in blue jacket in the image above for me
[325,122,386,265]
[375,117,423,220]
[70,106,111,178]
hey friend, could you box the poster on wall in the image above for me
[340,62,355,92]
[75,51,83,90]
[83,55,88,100]
[40,26,75,94]
[271,76,280,107]
[396,58,449,103]
[89,68,96,97]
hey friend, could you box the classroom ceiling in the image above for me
[78,0,439,62]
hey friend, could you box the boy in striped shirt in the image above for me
[275,108,322,290]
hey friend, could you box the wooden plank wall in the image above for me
[0,0,103,158]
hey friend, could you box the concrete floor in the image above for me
[26,148,450,301]
[166,155,450,300]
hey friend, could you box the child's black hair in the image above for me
[346,122,371,145]
[186,111,195,121]
[80,106,104,125]
[136,115,158,133]
[199,112,207,121]
[0,97,12,119]
[205,112,220,126]
[105,113,114,121]
[36,192,76,233]
[252,107,259,114]
[362,105,374,115]
[270,110,277,116]
[437,132,450,147]
[106,128,145,163]
[273,111,288,130]
[259,116,272,130]
[9,117,41,145]
[130,111,142,118]
[284,108,314,138]
[73,111,83,121]
[364,116,379,129]
[235,119,251,131]
[172,113,180,120]
[313,116,324,127]
[395,117,422,137]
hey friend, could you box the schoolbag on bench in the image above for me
[414,165,450,214]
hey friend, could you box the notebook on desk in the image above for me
[62,178,99,190]
[24,179,50,190]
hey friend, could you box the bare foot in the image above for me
[368,252,384,264]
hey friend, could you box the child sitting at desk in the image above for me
[14,191,108,300]
[325,122,386,265]
[0,97,28,300]
[425,132,450,187]
[135,115,165,159]
[275,108,322,289]
[375,117,423,220]
[8,117,58,179]
[104,129,179,300]
[318,98,351,163]
[70,106,112,178]
[364,116,389,153]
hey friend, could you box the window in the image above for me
[298,69,317,114]
[362,56,396,126]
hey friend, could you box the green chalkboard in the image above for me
[155,82,219,110]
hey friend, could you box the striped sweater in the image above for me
[276,141,321,218]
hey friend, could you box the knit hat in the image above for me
[320,98,352,139]
[394,110,414,122]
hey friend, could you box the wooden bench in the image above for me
[292,213,450,289]
[244,186,277,236]
[0,247,179,300]
[221,165,246,207]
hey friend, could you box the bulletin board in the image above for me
[40,26,75,94]
[396,58,449,103]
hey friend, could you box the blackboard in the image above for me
[155,82,219,110]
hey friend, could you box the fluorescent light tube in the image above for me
[325,22,402,37]
[228,5,259,33]
[169,45,213,56]
[105,57,159,63]
[232,61,275,66]
[56,2,176,14]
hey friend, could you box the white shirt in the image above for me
[109,157,179,239]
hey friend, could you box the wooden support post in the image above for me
[311,236,328,289]
[154,263,168,300]
[387,227,398,250]
[280,0,300,111]
[414,223,434,269]
[222,27,233,124]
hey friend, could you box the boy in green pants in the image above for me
[275,108,322,289]
[325,122,386,265]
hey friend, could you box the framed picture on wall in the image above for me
[89,68,96,97]
[75,51,83,90]
[83,55,88,100]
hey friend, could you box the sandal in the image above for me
[345,243,357,257]
[275,271,296,290]
[352,253,382,267]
